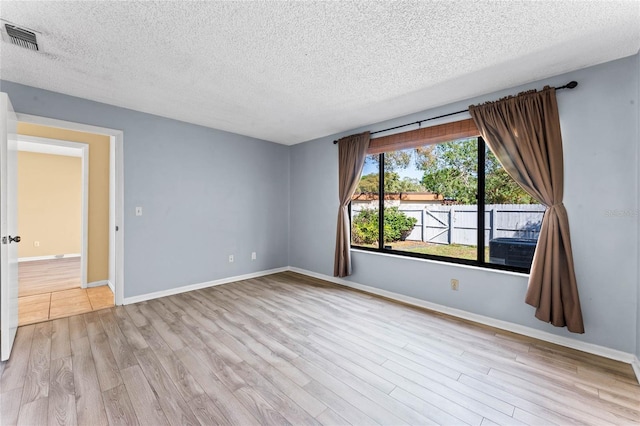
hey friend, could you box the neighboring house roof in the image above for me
[352,192,444,201]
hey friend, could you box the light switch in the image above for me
[135,207,142,216]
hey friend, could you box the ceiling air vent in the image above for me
[5,24,38,51]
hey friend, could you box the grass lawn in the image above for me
[398,242,490,261]
[354,240,489,261]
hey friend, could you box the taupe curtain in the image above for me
[334,132,370,277]
[469,87,584,333]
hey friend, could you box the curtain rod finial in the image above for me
[554,81,579,91]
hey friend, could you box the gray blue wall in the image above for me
[3,53,639,356]
[290,54,640,354]
[0,81,290,298]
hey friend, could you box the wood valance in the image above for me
[367,118,480,154]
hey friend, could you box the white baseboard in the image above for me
[288,266,640,384]
[18,253,81,262]
[107,280,115,293]
[86,280,109,288]
[632,356,640,383]
[123,267,289,305]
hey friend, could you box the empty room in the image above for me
[1,1,639,425]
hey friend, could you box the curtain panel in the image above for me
[334,132,370,277]
[469,87,584,333]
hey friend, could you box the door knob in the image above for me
[8,235,20,243]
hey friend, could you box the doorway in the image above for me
[13,116,124,325]
[1,97,124,359]
[15,135,114,325]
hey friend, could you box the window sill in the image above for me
[350,247,530,278]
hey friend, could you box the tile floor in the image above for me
[18,285,114,326]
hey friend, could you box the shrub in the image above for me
[384,206,418,242]
[352,206,417,244]
[352,207,379,244]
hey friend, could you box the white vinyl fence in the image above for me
[352,204,545,246]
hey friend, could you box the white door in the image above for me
[1,92,19,361]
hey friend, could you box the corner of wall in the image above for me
[287,144,292,268]
[636,50,640,362]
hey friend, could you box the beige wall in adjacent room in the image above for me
[17,123,110,283]
[18,152,82,258]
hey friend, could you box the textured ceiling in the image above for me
[1,1,639,145]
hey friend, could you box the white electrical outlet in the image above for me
[451,279,459,291]
[135,206,143,216]
[251,252,257,260]
[34,241,40,247]
[229,255,234,263]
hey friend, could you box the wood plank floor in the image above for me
[19,258,82,297]
[1,272,638,425]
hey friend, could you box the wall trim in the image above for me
[18,253,81,262]
[351,248,530,278]
[288,266,640,384]
[633,356,640,383]
[123,267,289,305]
[18,136,83,157]
[107,280,115,293]
[87,280,109,288]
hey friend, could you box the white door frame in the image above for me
[16,135,89,287]
[16,113,124,305]
[1,93,19,361]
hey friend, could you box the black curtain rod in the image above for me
[333,80,578,144]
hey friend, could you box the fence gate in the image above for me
[424,209,450,244]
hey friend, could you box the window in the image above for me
[350,121,545,272]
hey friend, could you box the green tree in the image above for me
[418,139,478,203]
[366,151,412,171]
[356,173,380,194]
[484,151,537,204]
[356,172,426,194]
[417,138,537,204]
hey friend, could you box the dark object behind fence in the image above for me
[489,238,537,268]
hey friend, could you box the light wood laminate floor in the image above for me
[19,258,82,297]
[1,272,638,425]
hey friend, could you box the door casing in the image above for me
[1,93,19,361]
